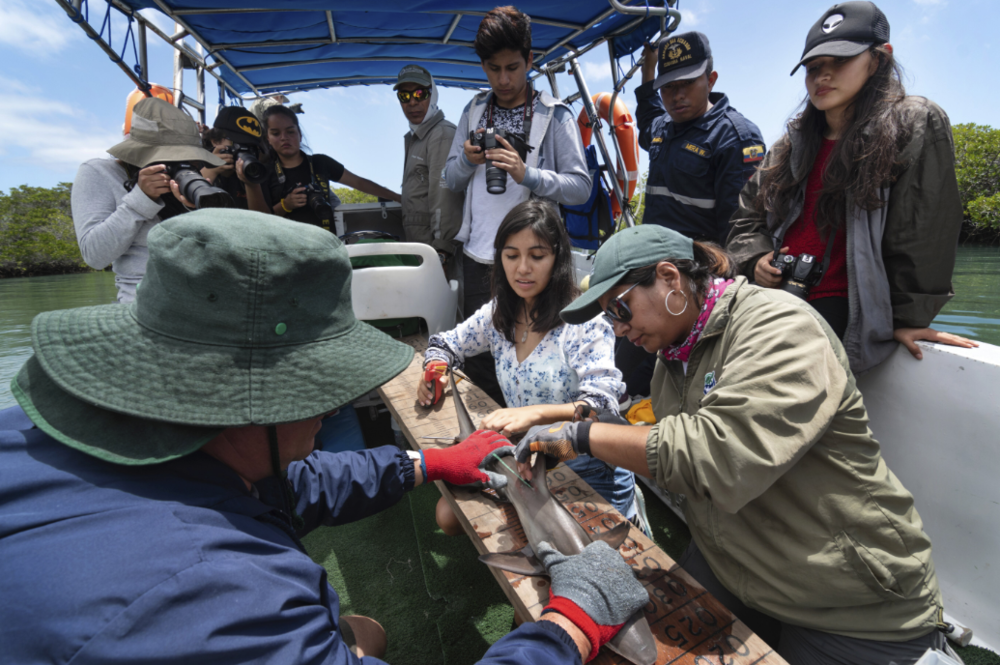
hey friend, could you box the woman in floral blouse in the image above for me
[418,200,638,534]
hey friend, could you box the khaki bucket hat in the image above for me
[12,210,414,465]
[108,97,225,168]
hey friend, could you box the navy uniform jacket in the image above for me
[635,81,765,245]
[0,406,581,665]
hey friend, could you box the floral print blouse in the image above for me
[425,301,625,412]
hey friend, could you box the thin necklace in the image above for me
[520,301,529,343]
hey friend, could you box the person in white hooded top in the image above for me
[396,65,465,269]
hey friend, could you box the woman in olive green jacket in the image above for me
[515,224,950,665]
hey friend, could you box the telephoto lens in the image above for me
[482,128,507,195]
[165,164,235,209]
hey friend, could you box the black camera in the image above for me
[771,252,824,300]
[159,163,234,209]
[303,183,333,222]
[220,143,268,184]
[468,127,530,195]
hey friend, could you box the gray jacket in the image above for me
[444,88,591,241]
[401,110,464,256]
[727,97,962,374]
[72,158,166,304]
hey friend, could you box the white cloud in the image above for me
[0,77,121,170]
[680,9,702,27]
[0,0,79,53]
[581,61,612,82]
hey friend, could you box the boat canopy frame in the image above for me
[57,0,681,223]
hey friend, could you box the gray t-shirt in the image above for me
[465,96,537,264]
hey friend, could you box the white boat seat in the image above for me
[346,242,459,336]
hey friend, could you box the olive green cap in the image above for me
[560,225,694,325]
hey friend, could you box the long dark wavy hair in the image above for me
[491,200,579,343]
[755,46,909,232]
[621,242,738,306]
[262,105,311,162]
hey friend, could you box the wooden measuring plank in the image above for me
[377,335,785,665]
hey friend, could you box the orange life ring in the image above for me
[577,93,640,218]
[124,84,175,135]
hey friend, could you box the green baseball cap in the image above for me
[560,225,694,325]
[13,209,414,465]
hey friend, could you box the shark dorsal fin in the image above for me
[478,551,547,576]
[589,520,631,550]
[451,371,477,440]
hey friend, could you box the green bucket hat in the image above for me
[560,225,694,325]
[108,97,224,168]
[13,209,414,465]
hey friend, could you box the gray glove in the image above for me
[538,540,649,661]
[514,420,591,466]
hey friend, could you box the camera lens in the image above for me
[173,168,235,209]
[482,129,507,195]
[238,151,268,185]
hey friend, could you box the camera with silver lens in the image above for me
[771,252,824,300]
[219,143,268,184]
[159,162,234,209]
[468,127,530,195]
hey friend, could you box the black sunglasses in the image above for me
[396,88,431,104]
[603,282,639,324]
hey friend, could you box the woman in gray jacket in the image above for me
[727,1,975,374]
[72,98,224,304]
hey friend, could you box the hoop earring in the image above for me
[665,289,688,316]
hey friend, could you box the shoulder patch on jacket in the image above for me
[743,145,765,163]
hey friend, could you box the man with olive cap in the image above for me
[0,210,648,664]
[395,64,464,269]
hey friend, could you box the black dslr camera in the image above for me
[219,143,268,184]
[159,163,234,209]
[771,252,824,300]
[468,127,531,195]
[302,183,333,222]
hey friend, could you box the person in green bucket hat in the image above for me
[514,224,955,664]
[0,210,648,664]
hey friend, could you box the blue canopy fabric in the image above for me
[112,1,665,95]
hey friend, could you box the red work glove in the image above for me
[422,360,449,405]
[422,430,515,489]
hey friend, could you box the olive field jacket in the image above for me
[646,278,942,641]
[402,110,464,256]
[727,97,963,374]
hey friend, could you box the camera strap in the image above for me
[486,81,536,148]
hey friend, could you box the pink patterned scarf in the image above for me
[661,278,734,362]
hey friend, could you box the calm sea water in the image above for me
[1,246,999,411]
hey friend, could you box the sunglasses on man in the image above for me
[396,87,431,104]
[603,282,639,324]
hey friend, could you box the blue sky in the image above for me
[1,0,997,196]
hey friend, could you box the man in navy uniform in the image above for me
[636,32,765,245]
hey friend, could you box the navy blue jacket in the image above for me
[0,406,580,665]
[635,81,766,244]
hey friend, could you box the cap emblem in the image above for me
[236,115,262,137]
[822,13,845,33]
[661,37,693,68]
